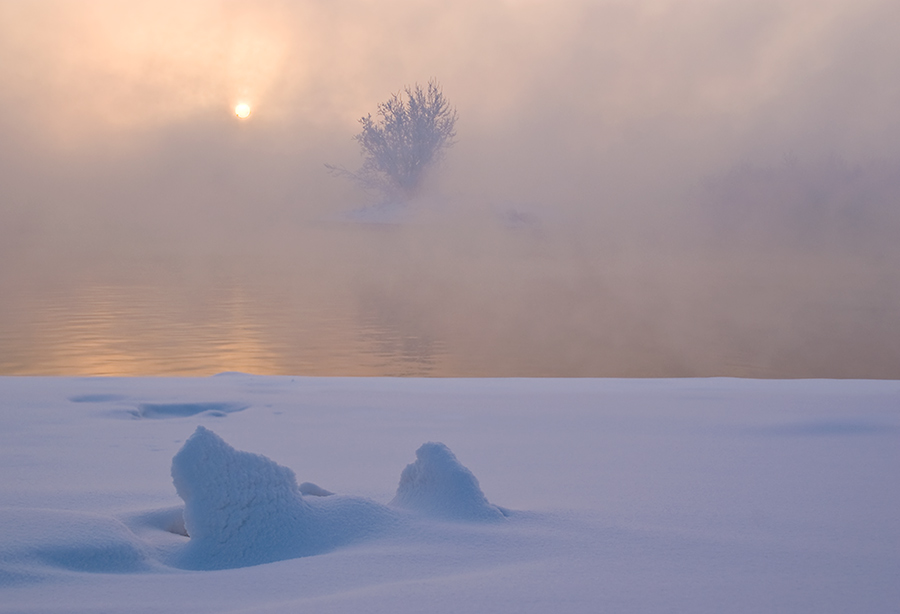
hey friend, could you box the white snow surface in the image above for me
[0,376,898,613]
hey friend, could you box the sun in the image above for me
[234,103,251,119]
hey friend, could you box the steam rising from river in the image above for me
[1,0,899,377]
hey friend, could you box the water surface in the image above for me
[2,216,898,378]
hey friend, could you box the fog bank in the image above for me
[1,0,899,376]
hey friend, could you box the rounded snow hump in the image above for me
[390,442,507,521]
[169,428,506,569]
[170,426,395,570]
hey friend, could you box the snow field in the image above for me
[0,376,898,613]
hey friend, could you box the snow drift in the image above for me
[170,428,503,570]
[1,377,898,613]
[170,426,396,570]
[390,442,506,521]
[0,508,151,581]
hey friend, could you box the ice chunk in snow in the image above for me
[170,426,394,570]
[390,442,506,521]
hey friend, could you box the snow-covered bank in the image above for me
[0,376,898,613]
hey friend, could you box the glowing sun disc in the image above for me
[235,103,251,119]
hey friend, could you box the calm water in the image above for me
[1,222,453,376]
[2,219,898,378]
[0,281,443,376]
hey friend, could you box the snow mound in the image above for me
[390,442,506,521]
[170,427,395,570]
[0,508,151,580]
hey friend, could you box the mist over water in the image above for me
[1,0,899,377]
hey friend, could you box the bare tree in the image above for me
[329,80,458,200]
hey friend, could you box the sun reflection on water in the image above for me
[0,278,449,377]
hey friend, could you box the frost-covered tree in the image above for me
[329,80,457,200]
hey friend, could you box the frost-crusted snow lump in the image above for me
[169,427,506,570]
[170,426,394,569]
[390,442,507,520]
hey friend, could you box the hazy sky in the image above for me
[1,0,898,376]
[4,1,898,181]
